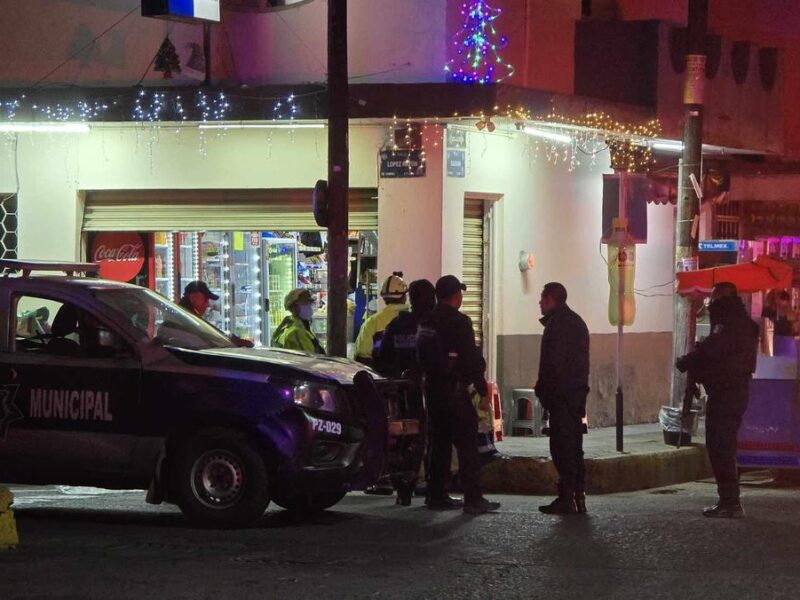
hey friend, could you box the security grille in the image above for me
[82,188,377,232]
[463,199,485,347]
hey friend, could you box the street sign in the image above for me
[379,150,426,178]
[699,240,738,252]
[447,128,467,149]
[446,150,465,177]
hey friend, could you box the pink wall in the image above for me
[616,0,800,158]
[446,0,579,94]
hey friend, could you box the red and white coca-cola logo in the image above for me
[90,232,145,282]
[94,243,142,262]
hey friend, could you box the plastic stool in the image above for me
[511,388,545,437]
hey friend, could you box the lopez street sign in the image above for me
[379,150,426,178]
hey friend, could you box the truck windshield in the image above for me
[94,288,234,350]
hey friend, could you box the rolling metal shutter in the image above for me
[82,188,378,231]
[462,199,485,347]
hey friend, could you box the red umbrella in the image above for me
[677,256,793,297]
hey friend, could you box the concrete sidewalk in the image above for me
[480,423,712,495]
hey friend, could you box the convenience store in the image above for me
[83,188,380,350]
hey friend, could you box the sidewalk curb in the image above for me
[479,444,712,495]
[0,487,19,549]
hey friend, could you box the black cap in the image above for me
[184,280,219,300]
[435,275,467,300]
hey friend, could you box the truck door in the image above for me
[0,293,142,486]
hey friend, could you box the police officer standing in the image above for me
[273,288,325,354]
[419,275,500,515]
[676,282,759,518]
[375,279,436,377]
[535,282,590,515]
[374,279,436,505]
[354,272,409,366]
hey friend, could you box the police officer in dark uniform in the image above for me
[676,282,759,518]
[535,282,590,515]
[375,279,437,377]
[374,279,436,505]
[418,275,500,515]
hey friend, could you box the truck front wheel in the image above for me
[173,429,270,528]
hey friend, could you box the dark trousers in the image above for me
[705,382,749,504]
[546,390,587,495]
[426,383,482,503]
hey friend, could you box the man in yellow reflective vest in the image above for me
[354,272,408,367]
[273,288,325,354]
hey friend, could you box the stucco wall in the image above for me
[0,0,447,86]
[0,124,386,260]
[498,332,673,429]
[377,125,444,291]
[442,126,675,336]
[441,125,675,424]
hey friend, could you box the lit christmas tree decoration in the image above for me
[445,1,515,84]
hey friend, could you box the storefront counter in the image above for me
[737,351,800,469]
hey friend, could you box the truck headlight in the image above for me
[294,383,348,415]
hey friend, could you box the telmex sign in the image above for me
[142,0,220,23]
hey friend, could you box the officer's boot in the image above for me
[395,479,413,506]
[539,485,578,515]
[574,491,587,514]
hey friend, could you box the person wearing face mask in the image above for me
[273,288,325,354]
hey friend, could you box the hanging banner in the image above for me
[379,150,426,178]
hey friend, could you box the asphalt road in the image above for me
[2,479,800,600]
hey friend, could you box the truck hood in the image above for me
[168,346,381,385]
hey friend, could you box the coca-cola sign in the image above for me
[90,232,145,282]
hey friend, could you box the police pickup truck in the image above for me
[0,260,423,528]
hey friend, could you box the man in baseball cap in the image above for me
[419,274,500,515]
[179,280,219,318]
[434,274,467,300]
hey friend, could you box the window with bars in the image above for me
[0,194,17,259]
[714,201,740,239]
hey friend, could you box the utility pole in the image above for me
[671,0,707,407]
[327,0,349,357]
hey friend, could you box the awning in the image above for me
[677,256,792,297]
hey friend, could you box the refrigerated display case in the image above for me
[262,237,297,346]
[152,231,175,300]
[200,231,229,333]
[230,232,265,346]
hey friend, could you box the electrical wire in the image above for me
[32,5,140,88]
[275,11,327,72]
[600,239,676,297]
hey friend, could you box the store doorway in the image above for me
[462,195,499,377]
